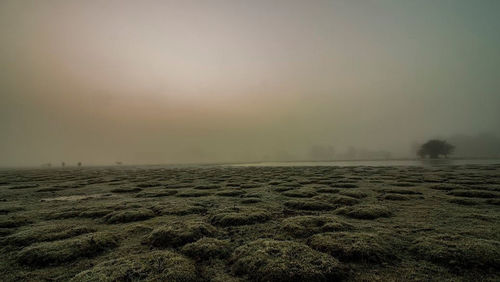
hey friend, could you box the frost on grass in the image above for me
[284,200,335,211]
[308,232,396,263]
[339,190,367,199]
[282,189,317,198]
[282,216,352,238]
[102,208,155,224]
[383,194,410,201]
[231,239,345,282]
[181,237,232,261]
[17,232,118,266]
[336,205,392,219]
[216,190,246,197]
[144,220,216,247]
[410,234,500,270]
[71,250,197,282]
[5,224,95,246]
[210,210,271,226]
[447,190,499,199]
[176,190,212,197]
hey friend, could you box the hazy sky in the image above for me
[1,0,499,166]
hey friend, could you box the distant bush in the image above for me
[417,139,455,159]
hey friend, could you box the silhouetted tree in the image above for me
[417,140,455,159]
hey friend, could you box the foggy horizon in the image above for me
[2,0,500,167]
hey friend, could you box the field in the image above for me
[1,164,499,281]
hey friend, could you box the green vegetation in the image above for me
[336,205,392,219]
[176,190,212,197]
[144,220,216,247]
[110,187,142,193]
[71,250,197,282]
[17,232,118,266]
[210,209,270,226]
[282,189,317,198]
[4,224,95,246]
[284,199,335,211]
[411,234,500,270]
[282,215,352,238]
[383,194,410,201]
[181,238,232,260]
[231,239,345,281]
[216,190,246,197]
[0,165,499,281]
[102,208,155,224]
[308,232,395,263]
[447,190,499,199]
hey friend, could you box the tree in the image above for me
[417,139,455,159]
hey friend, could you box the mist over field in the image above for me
[2,2,500,281]
[1,0,500,166]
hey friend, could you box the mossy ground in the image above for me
[0,164,499,281]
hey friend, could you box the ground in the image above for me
[0,164,499,281]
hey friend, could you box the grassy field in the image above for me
[0,165,499,281]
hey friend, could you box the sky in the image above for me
[1,0,499,166]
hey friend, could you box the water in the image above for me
[232,159,500,167]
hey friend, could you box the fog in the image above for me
[1,0,500,166]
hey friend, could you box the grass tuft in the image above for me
[144,220,216,247]
[71,250,197,282]
[308,232,396,263]
[17,232,118,266]
[336,205,392,219]
[231,239,345,282]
